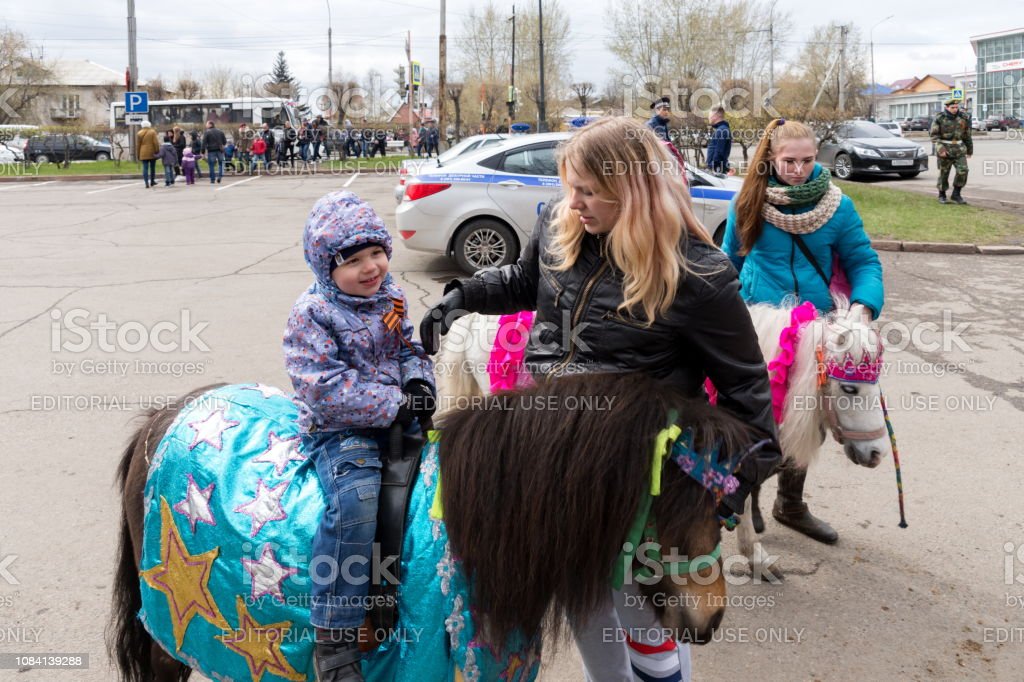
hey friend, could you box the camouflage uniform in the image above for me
[930,105,973,193]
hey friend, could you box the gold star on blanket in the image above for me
[140,498,230,650]
[216,595,304,682]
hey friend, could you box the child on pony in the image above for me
[283,191,435,682]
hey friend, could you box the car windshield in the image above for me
[843,122,897,139]
[437,136,501,165]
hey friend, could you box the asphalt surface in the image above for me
[0,174,1022,680]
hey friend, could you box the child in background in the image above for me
[157,138,178,186]
[181,147,197,185]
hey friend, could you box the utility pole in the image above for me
[537,0,546,132]
[438,0,446,149]
[838,24,848,112]
[127,0,137,161]
[406,32,413,147]
[508,6,516,123]
[326,0,333,87]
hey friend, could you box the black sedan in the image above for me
[817,121,929,180]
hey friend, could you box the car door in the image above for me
[486,142,562,236]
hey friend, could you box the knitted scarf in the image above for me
[762,168,843,234]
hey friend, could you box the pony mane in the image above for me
[436,372,752,647]
[435,313,497,409]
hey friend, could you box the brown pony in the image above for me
[107,374,752,680]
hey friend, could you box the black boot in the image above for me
[937,191,947,204]
[772,467,838,544]
[750,484,765,534]
[314,629,364,682]
[951,188,967,205]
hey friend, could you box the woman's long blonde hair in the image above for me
[734,118,817,254]
[549,117,713,324]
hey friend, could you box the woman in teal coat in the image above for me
[722,117,884,544]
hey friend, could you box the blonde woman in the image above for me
[421,117,780,680]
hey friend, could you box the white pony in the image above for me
[436,300,891,574]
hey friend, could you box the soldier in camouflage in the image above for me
[929,97,973,204]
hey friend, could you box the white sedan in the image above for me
[393,134,508,203]
[395,132,742,274]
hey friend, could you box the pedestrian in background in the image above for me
[136,120,159,188]
[157,137,178,186]
[706,106,733,173]
[930,97,973,204]
[202,120,227,184]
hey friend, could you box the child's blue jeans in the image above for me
[305,429,385,630]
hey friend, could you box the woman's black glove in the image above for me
[418,287,467,355]
[395,380,436,426]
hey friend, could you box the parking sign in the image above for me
[125,91,149,114]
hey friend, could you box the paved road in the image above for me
[0,175,1022,680]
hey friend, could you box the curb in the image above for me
[871,239,1024,255]
[0,166,397,183]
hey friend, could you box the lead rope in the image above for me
[880,392,908,528]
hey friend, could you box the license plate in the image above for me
[891,159,914,166]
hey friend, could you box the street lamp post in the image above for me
[870,15,894,120]
[537,0,546,132]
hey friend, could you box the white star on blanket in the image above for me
[233,478,290,538]
[242,544,299,603]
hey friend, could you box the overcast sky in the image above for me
[5,1,1008,98]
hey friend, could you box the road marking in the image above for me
[215,175,260,191]
[344,172,360,187]
[0,180,57,191]
[86,182,136,194]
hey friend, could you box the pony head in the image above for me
[819,304,890,468]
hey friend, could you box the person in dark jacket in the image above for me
[420,116,780,681]
[202,121,227,184]
[705,106,732,173]
[171,126,186,177]
[646,96,672,142]
[260,123,276,169]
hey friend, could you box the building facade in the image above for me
[971,28,1024,120]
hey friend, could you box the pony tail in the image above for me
[734,119,782,255]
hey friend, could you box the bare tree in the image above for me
[446,82,464,141]
[146,75,172,101]
[780,22,867,113]
[0,28,54,125]
[571,82,594,116]
[176,71,203,99]
[202,65,234,98]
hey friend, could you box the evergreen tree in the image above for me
[272,51,294,87]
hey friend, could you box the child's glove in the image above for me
[395,380,436,426]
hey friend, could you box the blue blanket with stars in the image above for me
[138,383,540,682]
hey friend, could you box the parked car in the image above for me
[876,121,903,137]
[24,134,112,163]
[393,134,508,202]
[998,116,1021,129]
[395,132,742,273]
[978,116,1004,131]
[817,121,929,181]
[0,144,19,164]
[899,116,932,132]
[971,117,983,130]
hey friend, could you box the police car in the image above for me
[395,132,742,274]
[393,134,508,203]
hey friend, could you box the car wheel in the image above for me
[95,152,110,161]
[712,221,727,247]
[34,154,49,164]
[453,219,518,274]
[898,171,920,178]
[833,153,854,180]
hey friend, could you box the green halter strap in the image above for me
[610,410,723,590]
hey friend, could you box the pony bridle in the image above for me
[817,343,887,444]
